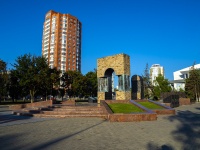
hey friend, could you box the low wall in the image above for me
[108,113,157,122]
[153,109,175,115]
[105,100,130,104]
[179,98,190,106]
[163,103,171,107]
[9,100,53,110]
[134,100,175,115]
[61,100,76,106]
[162,98,191,107]
[101,100,157,122]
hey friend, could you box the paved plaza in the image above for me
[0,103,200,150]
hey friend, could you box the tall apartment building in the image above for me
[150,64,164,85]
[42,10,82,72]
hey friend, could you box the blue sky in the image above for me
[0,0,200,80]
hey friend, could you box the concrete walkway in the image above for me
[0,103,200,150]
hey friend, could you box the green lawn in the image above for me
[137,101,164,109]
[108,103,144,113]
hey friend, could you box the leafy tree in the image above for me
[58,88,65,100]
[8,70,24,101]
[0,59,8,101]
[70,71,85,97]
[77,75,89,97]
[185,67,200,102]
[85,69,97,97]
[142,63,153,99]
[47,68,61,100]
[178,88,185,92]
[59,72,73,100]
[66,70,96,98]
[33,65,60,101]
[12,54,54,103]
[152,74,172,100]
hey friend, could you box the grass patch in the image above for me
[108,103,144,113]
[137,101,164,109]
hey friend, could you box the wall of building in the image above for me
[150,64,164,85]
[172,64,200,91]
[42,10,81,72]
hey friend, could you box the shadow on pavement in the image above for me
[30,119,106,150]
[167,107,200,149]
[147,142,174,150]
[146,105,200,150]
[0,133,28,150]
[0,106,32,125]
[0,114,32,124]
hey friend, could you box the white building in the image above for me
[150,64,164,85]
[172,64,200,91]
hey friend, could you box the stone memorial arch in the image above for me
[97,53,131,103]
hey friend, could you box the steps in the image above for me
[13,105,108,119]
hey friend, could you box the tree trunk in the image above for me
[46,91,47,101]
[30,90,35,103]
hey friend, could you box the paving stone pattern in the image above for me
[0,103,200,150]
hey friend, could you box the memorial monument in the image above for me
[97,53,131,103]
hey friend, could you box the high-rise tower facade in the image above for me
[150,64,164,85]
[42,10,82,72]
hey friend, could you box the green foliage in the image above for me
[60,72,73,89]
[152,74,172,100]
[8,70,23,101]
[185,67,200,102]
[152,86,160,100]
[142,63,153,99]
[85,69,97,97]
[0,59,6,72]
[59,72,73,100]
[137,101,164,109]
[178,88,185,92]
[5,53,97,101]
[11,54,57,102]
[38,67,60,100]
[0,59,9,101]
[66,70,84,97]
[64,69,97,98]
[108,103,144,113]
